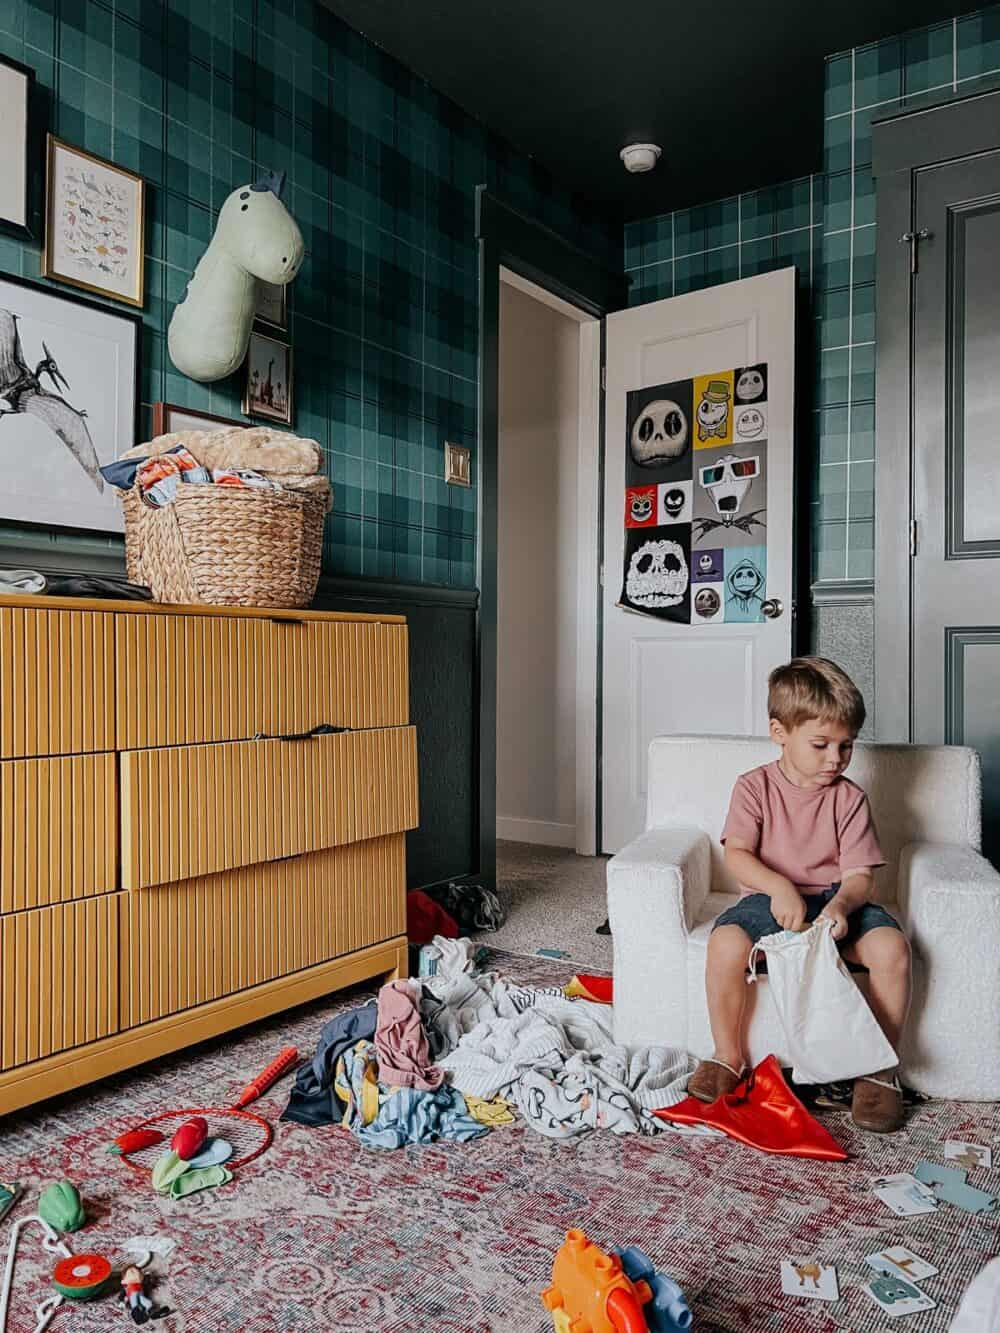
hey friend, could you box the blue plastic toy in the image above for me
[613,1247,692,1332]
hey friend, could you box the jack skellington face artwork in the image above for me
[625,537,689,609]
[696,380,730,442]
[662,487,685,517]
[693,453,766,540]
[630,399,689,468]
[694,586,721,619]
[727,556,765,614]
[735,367,765,402]
[735,405,765,439]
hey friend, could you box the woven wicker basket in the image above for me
[120,480,326,608]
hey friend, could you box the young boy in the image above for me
[688,656,911,1133]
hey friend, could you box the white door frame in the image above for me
[498,267,602,855]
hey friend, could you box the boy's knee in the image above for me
[866,928,910,973]
[709,923,752,964]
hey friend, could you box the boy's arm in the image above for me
[819,868,875,939]
[724,840,808,931]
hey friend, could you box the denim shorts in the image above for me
[713,885,902,947]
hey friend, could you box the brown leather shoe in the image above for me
[852,1070,905,1133]
[688,1058,745,1103]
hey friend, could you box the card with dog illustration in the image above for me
[779,1259,839,1301]
[945,1139,993,1170]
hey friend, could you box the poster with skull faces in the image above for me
[619,362,769,623]
[620,525,691,622]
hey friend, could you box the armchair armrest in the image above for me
[897,841,1000,1100]
[607,826,712,937]
[607,826,711,1051]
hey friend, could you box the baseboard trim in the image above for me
[496,816,577,849]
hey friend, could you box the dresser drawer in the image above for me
[0,896,119,1070]
[116,613,408,749]
[119,833,405,1027]
[120,726,418,890]
[0,607,114,758]
[1,755,117,913]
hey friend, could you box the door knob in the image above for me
[761,598,783,620]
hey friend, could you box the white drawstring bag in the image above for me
[748,917,897,1084]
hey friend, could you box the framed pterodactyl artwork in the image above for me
[0,271,140,532]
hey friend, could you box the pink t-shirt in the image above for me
[721,761,885,896]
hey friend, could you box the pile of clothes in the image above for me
[282,942,693,1148]
[100,426,333,512]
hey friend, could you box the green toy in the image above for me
[168,1164,233,1199]
[151,1151,189,1195]
[37,1181,85,1233]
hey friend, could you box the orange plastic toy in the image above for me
[542,1229,651,1333]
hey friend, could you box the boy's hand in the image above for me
[771,884,806,932]
[818,905,850,940]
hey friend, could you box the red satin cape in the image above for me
[564,974,614,1004]
[654,1054,848,1161]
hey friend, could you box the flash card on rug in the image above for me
[779,1260,839,1301]
[862,1275,937,1318]
[865,1246,939,1283]
[945,1139,993,1170]
[872,1173,940,1216]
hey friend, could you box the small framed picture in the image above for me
[242,331,293,424]
[152,403,245,436]
[0,55,34,239]
[254,279,287,330]
[42,135,145,307]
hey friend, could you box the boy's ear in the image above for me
[769,717,787,746]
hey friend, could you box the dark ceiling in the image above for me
[321,0,973,220]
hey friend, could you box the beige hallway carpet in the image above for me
[475,839,613,969]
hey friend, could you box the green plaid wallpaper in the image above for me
[625,7,1000,585]
[0,0,616,587]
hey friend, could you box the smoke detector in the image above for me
[620,143,662,174]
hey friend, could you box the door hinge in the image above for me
[601,365,606,392]
[899,228,931,274]
[910,519,918,557]
[599,563,605,587]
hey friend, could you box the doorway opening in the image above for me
[496,269,602,860]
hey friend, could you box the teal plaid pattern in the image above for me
[0,0,616,587]
[626,7,1000,585]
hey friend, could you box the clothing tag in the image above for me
[779,1259,839,1301]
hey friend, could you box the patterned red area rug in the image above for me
[0,949,996,1331]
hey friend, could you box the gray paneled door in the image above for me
[912,154,1000,864]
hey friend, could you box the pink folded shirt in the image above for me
[721,761,885,896]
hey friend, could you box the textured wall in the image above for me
[0,0,617,586]
[625,6,1000,590]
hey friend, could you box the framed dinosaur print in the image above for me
[42,135,146,307]
[242,330,293,425]
[0,272,140,532]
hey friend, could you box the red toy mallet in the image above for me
[234,1046,299,1108]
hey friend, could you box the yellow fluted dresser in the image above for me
[0,593,418,1115]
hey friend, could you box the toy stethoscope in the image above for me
[0,1213,152,1333]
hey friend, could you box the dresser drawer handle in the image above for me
[253,723,351,742]
[269,617,305,625]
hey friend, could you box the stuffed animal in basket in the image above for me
[168,172,303,383]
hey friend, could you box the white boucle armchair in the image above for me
[607,735,1000,1100]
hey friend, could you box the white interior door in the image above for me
[602,268,796,853]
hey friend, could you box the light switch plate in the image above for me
[445,441,471,487]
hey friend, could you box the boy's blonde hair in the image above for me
[768,656,866,734]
